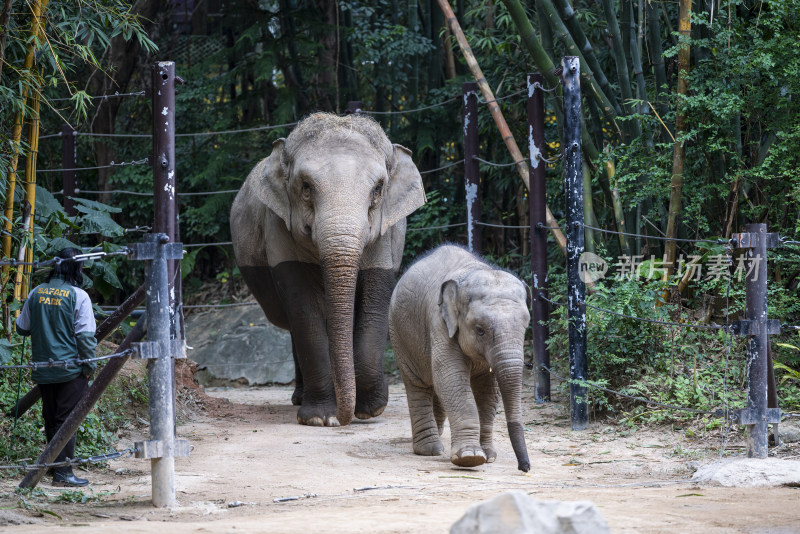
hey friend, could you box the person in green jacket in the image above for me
[16,247,97,487]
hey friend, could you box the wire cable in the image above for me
[38,158,149,173]
[361,96,460,115]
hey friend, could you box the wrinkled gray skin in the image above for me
[389,245,531,472]
[231,113,426,427]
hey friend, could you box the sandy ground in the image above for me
[1,378,799,533]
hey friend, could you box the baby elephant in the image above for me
[389,245,531,472]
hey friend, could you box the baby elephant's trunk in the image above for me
[494,356,531,473]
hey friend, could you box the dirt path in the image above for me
[1,381,799,533]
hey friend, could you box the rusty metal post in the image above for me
[562,57,588,430]
[732,224,781,458]
[527,73,550,402]
[61,124,76,216]
[463,81,481,254]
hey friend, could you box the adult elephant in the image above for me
[230,112,426,427]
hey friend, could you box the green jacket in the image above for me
[16,276,97,384]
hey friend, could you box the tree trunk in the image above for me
[314,0,338,111]
[663,0,692,280]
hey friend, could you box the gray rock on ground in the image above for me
[450,490,610,534]
[691,458,800,487]
[185,304,294,386]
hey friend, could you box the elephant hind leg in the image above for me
[403,379,443,456]
[433,394,446,436]
[290,336,303,406]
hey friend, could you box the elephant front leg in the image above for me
[471,372,500,463]
[352,268,392,420]
[290,336,303,406]
[433,351,486,468]
[273,262,338,427]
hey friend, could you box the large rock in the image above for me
[691,458,800,487]
[185,304,294,386]
[450,491,610,534]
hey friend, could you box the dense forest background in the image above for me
[1,0,800,444]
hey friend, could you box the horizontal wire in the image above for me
[476,221,531,229]
[0,448,137,470]
[361,95,461,115]
[48,91,146,102]
[407,222,468,232]
[478,87,528,105]
[473,156,526,168]
[419,159,464,175]
[37,158,149,173]
[582,223,730,245]
[540,364,725,417]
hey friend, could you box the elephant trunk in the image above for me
[494,353,530,473]
[319,226,363,427]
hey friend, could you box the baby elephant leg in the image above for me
[403,378,444,456]
[471,372,500,463]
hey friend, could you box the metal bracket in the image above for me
[134,439,191,459]
[732,232,779,249]
[730,319,781,336]
[730,408,782,425]
[128,241,184,261]
[132,339,187,360]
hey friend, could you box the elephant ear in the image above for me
[523,281,532,308]
[380,144,427,236]
[438,280,459,339]
[251,138,290,231]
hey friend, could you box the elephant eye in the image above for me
[301,181,312,201]
[476,327,486,337]
[371,181,384,205]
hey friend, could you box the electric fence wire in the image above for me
[48,91,147,102]
[361,95,461,115]
[40,121,300,140]
[419,159,464,175]
[539,364,727,418]
[473,156,525,168]
[0,448,138,471]
[581,222,731,245]
[0,347,136,372]
[37,158,150,173]
[478,87,528,105]
[536,292,727,330]
[0,249,129,268]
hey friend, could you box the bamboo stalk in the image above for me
[552,0,621,115]
[15,89,41,301]
[605,148,632,256]
[437,0,568,255]
[2,1,48,268]
[663,0,692,280]
[538,0,621,133]
[627,0,648,114]
[600,0,641,140]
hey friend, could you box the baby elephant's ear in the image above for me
[438,280,459,339]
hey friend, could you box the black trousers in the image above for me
[38,375,88,466]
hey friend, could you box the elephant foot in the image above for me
[297,403,340,427]
[451,445,487,468]
[291,384,303,406]
[413,438,444,457]
[482,445,497,463]
[354,383,389,420]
